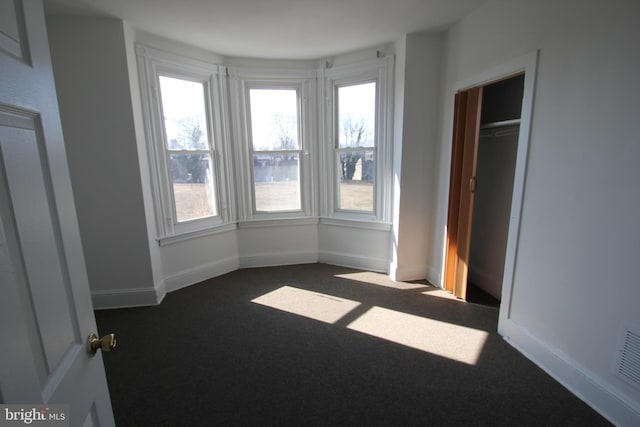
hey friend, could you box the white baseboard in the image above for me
[164,256,240,293]
[239,250,318,269]
[92,286,160,310]
[91,253,393,309]
[319,250,388,273]
[500,318,640,426]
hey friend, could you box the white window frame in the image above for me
[137,45,233,244]
[321,56,394,224]
[229,67,317,222]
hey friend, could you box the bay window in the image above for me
[139,44,393,243]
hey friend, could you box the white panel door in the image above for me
[0,1,115,426]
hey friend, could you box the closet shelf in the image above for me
[480,118,521,129]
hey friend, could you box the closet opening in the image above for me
[444,73,525,308]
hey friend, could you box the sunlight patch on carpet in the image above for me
[251,286,361,324]
[347,306,489,365]
[334,271,429,290]
[252,286,489,365]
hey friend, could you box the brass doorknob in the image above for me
[88,333,117,356]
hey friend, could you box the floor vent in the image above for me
[615,327,640,390]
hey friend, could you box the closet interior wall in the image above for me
[468,75,524,300]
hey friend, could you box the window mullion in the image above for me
[252,149,301,155]
[167,149,212,155]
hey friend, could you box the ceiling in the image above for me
[44,0,486,60]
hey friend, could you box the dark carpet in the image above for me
[96,263,611,426]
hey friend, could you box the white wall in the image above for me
[136,30,225,65]
[122,22,165,301]
[431,0,640,423]
[390,35,406,280]
[161,229,239,293]
[390,31,443,282]
[47,17,159,308]
[319,221,390,273]
[239,222,319,268]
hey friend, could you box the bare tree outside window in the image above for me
[177,116,205,149]
[340,117,370,181]
[272,112,297,150]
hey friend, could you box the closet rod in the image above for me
[480,118,521,129]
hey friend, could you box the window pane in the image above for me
[337,82,376,149]
[159,76,209,150]
[338,150,374,212]
[254,153,300,212]
[170,154,217,222]
[249,89,299,151]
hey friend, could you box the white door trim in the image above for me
[445,50,539,328]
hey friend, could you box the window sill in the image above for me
[156,216,390,246]
[157,222,237,246]
[319,217,392,231]
[238,217,319,229]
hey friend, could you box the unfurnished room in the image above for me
[0,0,639,425]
